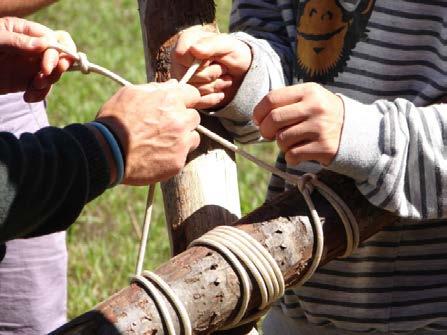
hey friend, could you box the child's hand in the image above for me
[253,83,345,166]
[171,27,252,109]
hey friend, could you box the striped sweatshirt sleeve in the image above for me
[213,0,293,144]
[328,96,447,219]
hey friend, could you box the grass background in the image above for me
[31,0,277,318]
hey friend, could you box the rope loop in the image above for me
[190,226,285,330]
[130,272,192,335]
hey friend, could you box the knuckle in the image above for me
[264,92,276,109]
[169,117,185,132]
[270,108,284,124]
[276,130,287,145]
[305,82,320,93]
[163,91,180,105]
[172,46,184,61]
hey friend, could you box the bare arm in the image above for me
[0,0,58,17]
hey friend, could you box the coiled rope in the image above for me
[49,44,360,334]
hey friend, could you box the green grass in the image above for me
[31,0,277,319]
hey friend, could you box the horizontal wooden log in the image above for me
[51,172,398,335]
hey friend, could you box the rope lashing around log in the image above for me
[48,43,360,333]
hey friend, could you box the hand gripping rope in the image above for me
[49,43,360,334]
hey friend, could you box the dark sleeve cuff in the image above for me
[64,124,110,201]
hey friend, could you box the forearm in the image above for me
[0,124,110,242]
[328,97,447,219]
[0,0,57,17]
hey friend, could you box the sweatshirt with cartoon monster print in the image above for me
[211,0,447,333]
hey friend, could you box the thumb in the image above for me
[0,31,48,53]
[177,83,201,108]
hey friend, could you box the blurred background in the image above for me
[31,0,277,318]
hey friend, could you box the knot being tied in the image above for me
[76,52,91,74]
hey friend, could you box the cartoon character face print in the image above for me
[296,0,376,83]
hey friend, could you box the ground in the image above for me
[31,0,277,318]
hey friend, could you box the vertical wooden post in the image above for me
[137,0,241,255]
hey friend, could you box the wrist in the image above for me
[87,122,125,187]
[85,124,117,186]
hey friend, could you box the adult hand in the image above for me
[0,17,75,102]
[96,81,202,186]
[253,83,345,166]
[171,27,252,109]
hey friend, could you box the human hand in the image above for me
[253,83,345,166]
[96,81,202,186]
[171,27,252,109]
[0,17,75,102]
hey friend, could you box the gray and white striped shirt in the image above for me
[215,0,447,333]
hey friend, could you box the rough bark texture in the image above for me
[51,172,398,335]
[138,0,241,256]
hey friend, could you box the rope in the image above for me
[48,44,360,332]
[190,226,285,329]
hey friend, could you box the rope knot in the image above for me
[293,173,316,194]
[76,52,91,74]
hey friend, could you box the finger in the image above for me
[41,49,60,76]
[54,30,77,53]
[188,130,201,152]
[197,76,233,96]
[56,56,73,73]
[195,93,225,110]
[253,85,307,125]
[170,64,187,80]
[190,34,237,60]
[276,122,318,153]
[32,70,63,90]
[1,17,53,37]
[24,87,51,103]
[189,63,227,84]
[259,102,308,140]
[0,31,48,53]
[176,84,201,108]
[172,29,214,67]
[285,141,322,166]
[184,108,201,130]
[54,31,78,72]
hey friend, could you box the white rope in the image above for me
[190,226,285,329]
[48,44,360,331]
[130,274,177,334]
[135,185,156,275]
[48,44,132,86]
[142,271,192,335]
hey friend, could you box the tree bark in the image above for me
[51,172,398,335]
[138,0,241,256]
